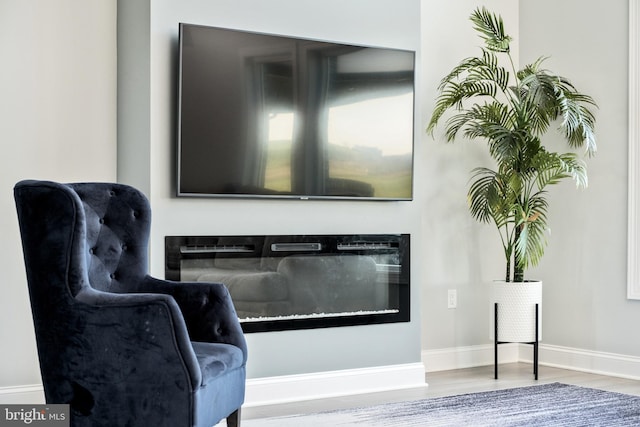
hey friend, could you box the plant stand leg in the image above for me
[494,303,498,380]
[495,302,539,380]
[534,303,539,380]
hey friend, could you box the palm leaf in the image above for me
[444,102,507,142]
[518,65,598,155]
[468,168,498,224]
[427,50,512,136]
[514,195,549,270]
[470,6,512,53]
[532,151,588,190]
[468,168,517,228]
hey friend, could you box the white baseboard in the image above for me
[422,343,519,372]
[422,343,640,381]
[244,363,427,407]
[535,343,640,381]
[0,385,44,404]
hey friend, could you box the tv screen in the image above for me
[177,23,415,200]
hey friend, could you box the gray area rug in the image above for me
[244,383,640,426]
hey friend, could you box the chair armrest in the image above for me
[74,287,202,391]
[136,276,248,364]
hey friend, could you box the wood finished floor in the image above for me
[241,363,640,421]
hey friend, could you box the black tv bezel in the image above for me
[176,23,416,202]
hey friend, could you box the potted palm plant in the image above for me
[427,7,597,343]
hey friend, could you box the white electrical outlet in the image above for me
[448,289,457,309]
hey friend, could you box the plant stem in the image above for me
[513,224,524,282]
[505,259,511,282]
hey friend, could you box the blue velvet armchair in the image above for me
[14,180,248,427]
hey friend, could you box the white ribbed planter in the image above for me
[490,280,542,343]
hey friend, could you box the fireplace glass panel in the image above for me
[166,234,410,332]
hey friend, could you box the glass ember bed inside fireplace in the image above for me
[165,234,410,332]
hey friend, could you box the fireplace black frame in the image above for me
[165,234,410,333]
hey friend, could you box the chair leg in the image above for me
[226,408,241,427]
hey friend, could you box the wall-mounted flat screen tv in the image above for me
[177,23,415,200]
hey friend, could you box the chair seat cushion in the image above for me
[191,342,245,387]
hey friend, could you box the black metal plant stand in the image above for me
[494,303,539,380]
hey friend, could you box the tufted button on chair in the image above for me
[14,180,247,427]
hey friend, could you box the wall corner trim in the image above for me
[628,0,640,300]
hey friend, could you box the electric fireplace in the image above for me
[165,234,410,332]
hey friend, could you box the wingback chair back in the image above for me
[18,181,152,297]
[14,180,247,427]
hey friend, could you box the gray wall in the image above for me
[519,0,640,355]
[0,1,117,387]
[419,0,520,352]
